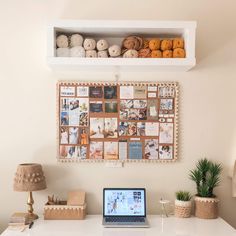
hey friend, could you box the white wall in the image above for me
[0,0,236,232]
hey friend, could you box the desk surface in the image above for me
[1,215,236,236]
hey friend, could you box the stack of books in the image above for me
[8,213,30,232]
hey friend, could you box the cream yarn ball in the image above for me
[83,38,96,50]
[97,39,109,51]
[70,34,83,47]
[86,50,97,58]
[108,45,121,57]
[98,50,108,58]
[70,46,85,57]
[123,49,138,58]
[56,35,69,48]
[56,48,70,57]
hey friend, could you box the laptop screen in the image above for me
[103,188,146,217]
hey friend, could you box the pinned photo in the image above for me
[119,122,129,136]
[89,86,103,98]
[90,101,103,113]
[104,142,118,159]
[69,127,79,144]
[104,118,118,138]
[69,98,80,111]
[137,122,145,136]
[138,109,147,120]
[61,98,70,111]
[105,101,118,113]
[59,146,80,159]
[158,86,175,98]
[79,98,89,112]
[159,123,173,144]
[145,139,159,159]
[104,86,117,99]
[90,118,104,138]
[159,145,173,159]
[128,109,139,120]
[127,122,137,136]
[120,109,129,120]
[60,86,75,97]
[134,86,147,99]
[79,112,88,126]
[160,99,173,110]
[79,128,89,145]
[90,142,103,159]
[133,100,147,109]
[147,100,158,120]
[120,100,134,109]
[120,86,134,99]
[145,122,159,136]
[77,86,89,97]
[61,112,69,125]
[129,142,142,159]
[60,127,68,144]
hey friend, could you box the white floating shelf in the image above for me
[47,20,197,72]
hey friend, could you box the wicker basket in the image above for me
[175,200,192,218]
[195,197,219,219]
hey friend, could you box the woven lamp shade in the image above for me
[14,163,46,192]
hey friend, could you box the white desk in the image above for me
[1,215,235,236]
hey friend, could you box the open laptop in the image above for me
[102,188,149,228]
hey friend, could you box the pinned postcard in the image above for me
[90,142,103,159]
[145,139,159,159]
[77,86,89,97]
[159,145,173,159]
[145,122,159,136]
[90,118,104,138]
[60,86,75,96]
[159,123,174,144]
[120,86,134,99]
[104,142,118,159]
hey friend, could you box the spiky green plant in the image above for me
[189,158,222,198]
[176,191,192,201]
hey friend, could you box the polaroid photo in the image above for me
[104,118,118,138]
[134,86,147,99]
[145,122,159,136]
[89,86,103,98]
[69,127,79,144]
[69,109,80,126]
[147,100,158,120]
[79,112,88,126]
[79,98,89,112]
[120,86,134,99]
[90,101,103,113]
[78,128,89,145]
[158,86,175,98]
[61,112,69,126]
[160,99,173,110]
[159,123,174,144]
[148,93,156,98]
[159,145,173,159]
[120,100,134,109]
[127,122,137,136]
[128,109,139,120]
[77,86,89,97]
[60,86,75,97]
[104,142,118,160]
[148,86,157,92]
[137,122,145,136]
[60,146,79,159]
[133,100,147,109]
[120,109,129,120]
[90,118,104,138]
[128,142,143,159]
[89,142,103,159]
[60,127,68,144]
[138,108,147,120]
[119,122,129,136]
[104,86,117,99]
[145,139,159,159]
[105,101,118,113]
[119,140,128,160]
[61,98,70,111]
[69,98,80,111]
[77,146,87,159]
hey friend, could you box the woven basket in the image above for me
[195,197,219,219]
[175,200,192,218]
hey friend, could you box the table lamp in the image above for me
[14,163,46,220]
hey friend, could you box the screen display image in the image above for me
[104,189,145,216]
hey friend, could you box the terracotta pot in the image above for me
[175,200,192,218]
[195,196,219,219]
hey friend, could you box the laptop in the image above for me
[102,188,149,228]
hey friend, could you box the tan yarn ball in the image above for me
[138,48,151,58]
[173,48,186,58]
[161,39,173,51]
[151,50,162,58]
[173,38,184,49]
[149,39,161,50]
[163,50,173,58]
[56,35,69,48]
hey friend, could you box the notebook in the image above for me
[102,188,149,228]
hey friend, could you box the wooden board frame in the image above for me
[57,81,179,163]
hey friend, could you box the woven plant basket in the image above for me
[195,196,219,219]
[175,200,192,218]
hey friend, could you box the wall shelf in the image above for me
[47,20,197,72]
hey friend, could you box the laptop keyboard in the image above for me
[105,217,145,223]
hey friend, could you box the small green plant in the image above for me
[176,191,192,201]
[189,158,222,198]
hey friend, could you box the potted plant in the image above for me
[175,191,192,218]
[189,158,222,219]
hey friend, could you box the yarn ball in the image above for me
[151,50,162,58]
[123,49,138,58]
[97,39,109,51]
[83,38,96,50]
[149,39,161,50]
[161,39,173,51]
[143,39,149,49]
[56,48,70,57]
[56,35,69,48]
[70,46,85,57]
[122,36,143,50]
[108,45,121,57]
[138,48,151,58]
[98,50,108,58]
[86,50,97,58]
[70,34,83,47]
[173,38,184,49]
[173,48,185,58]
[162,50,173,58]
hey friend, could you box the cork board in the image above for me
[57,81,179,163]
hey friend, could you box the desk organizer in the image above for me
[44,201,86,220]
